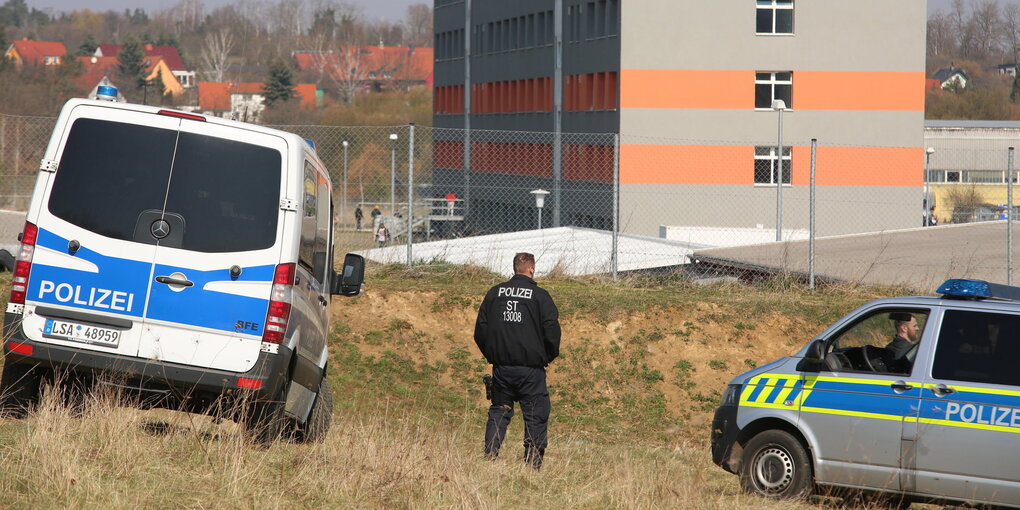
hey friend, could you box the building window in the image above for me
[754,146,792,185]
[755,71,792,109]
[756,0,793,34]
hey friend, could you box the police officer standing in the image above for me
[474,252,560,469]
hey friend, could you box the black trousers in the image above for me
[484,365,550,468]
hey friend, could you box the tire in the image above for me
[0,250,14,272]
[739,429,813,500]
[0,360,45,418]
[294,377,333,444]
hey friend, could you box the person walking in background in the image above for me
[445,192,457,216]
[474,252,560,470]
[371,204,382,230]
[354,204,364,230]
[375,223,389,247]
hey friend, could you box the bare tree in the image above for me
[331,44,367,103]
[972,0,1003,60]
[404,3,432,47]
[929,11,956,57]
[199,28,234,82]
[1004,3,1020,65]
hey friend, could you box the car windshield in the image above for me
[48,118,281,253]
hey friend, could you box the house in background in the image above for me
[95,44,196,89]
[932,65,969,89]
[75,55,183,101]
[3,39,66,68]
[292,45,433,96]
[996,63,1018,78]
[196,81,318,122]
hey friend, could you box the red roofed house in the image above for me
[292,45,433,96]
[74,54,184,101]
[197,81,318,122]
[95,44,196,89]
[4,39,67,68]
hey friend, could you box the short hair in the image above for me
[513,252,535,274]
[890,312,914,328]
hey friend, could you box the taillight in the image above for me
[262,263,295,344]
[237,377,263,389]
[10,222,37,305]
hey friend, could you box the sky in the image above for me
[25,0,420,22]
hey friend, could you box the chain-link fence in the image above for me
[3,112,1019,291]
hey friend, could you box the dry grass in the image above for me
[0,385,834,510]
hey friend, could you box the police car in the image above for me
[711,278,1020,508]
[1,89,364,442]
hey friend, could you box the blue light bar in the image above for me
[96,85,118,101]
[304,139,316,149]
[937,278,1020,300]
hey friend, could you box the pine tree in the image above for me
[76,34,98,56]
[262,57,296,107]
[147,67,166,103]
[116,37,148,92]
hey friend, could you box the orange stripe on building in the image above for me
[621,69,924,111]
[795,71,925,111]
[620,70,752,109]
[621,145,922,186]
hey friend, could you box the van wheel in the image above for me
[295,378,333,444]
[0,360,44,418]
[739,429,813,499]
[0,250,14,272]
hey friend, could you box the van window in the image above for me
[933,310,1020,386]
[49,118,281,253]
[49,118,177,240]
[165,132,281,253]
[827,308,929,375]
[299,160,329,283]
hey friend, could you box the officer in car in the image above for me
[886,312,920,364]
[474,252,560,470]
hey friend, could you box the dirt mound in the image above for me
[333,289,810,430]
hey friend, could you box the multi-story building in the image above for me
[433,1,926,237]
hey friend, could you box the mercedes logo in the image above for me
[150,219,171,239]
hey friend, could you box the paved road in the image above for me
[694,221,1019,292]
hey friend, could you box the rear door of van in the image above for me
[24,106,178,359]
[137,119,288,372]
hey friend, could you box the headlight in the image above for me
[721,383,742,406]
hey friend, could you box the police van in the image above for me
[712,279,1020,508]
[1,90,364,442]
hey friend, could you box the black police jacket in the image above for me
[474,274,561,367]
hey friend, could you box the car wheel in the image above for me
[0,250,14,272]
[739,429,813,499]
[0,360,45,418]
[294,377,333,444]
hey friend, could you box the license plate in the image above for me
[44,319,121,348]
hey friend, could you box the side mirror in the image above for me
[331,253,364,297]
[796,339,827,372]
[804,339,826,362]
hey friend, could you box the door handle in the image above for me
[931,384,956,396]
[155,276,194,287]
[318,295,328,306]
[891,381,914,392]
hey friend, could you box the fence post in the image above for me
[809,139,817,290]
[612,133,620,281]
[1009,147,1014,286]
[407,123,415,269]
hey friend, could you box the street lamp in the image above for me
[342,140,348,230]
[389,133,398,217]
[530,189,550,230]
[772,99,787,242]
[924,147,935,227]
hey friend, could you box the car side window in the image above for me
[826,308,929,375]
[933,310,1020,386]
[299,161,318,278]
